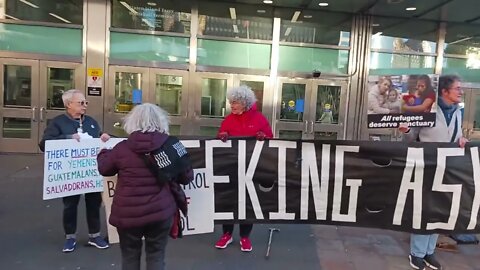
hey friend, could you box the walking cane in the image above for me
[265,228,280,259]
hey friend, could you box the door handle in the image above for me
[304,120,308,134]
[31,107,37,122]
[40,107,45,122]
[310,121,314,134]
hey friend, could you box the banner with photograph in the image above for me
[367,74,439,129]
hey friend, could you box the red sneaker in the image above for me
[240,237,252,252]
[215,233,233,249]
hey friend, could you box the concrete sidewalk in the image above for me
[1,153,479,270]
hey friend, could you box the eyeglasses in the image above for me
[73,100,89,106]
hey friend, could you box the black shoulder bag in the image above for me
[140,136,192,239]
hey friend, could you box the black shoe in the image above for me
[424,254,442,270]
[409,255,426,270]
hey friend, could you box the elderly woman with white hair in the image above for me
[39,89,110,253]
[97,103,193,270]
[215,85,273,252]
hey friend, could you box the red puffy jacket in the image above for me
[218,105,273,138]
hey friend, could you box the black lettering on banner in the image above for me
[182,138,480,234]
[107,180,115,198]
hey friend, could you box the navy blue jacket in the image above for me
[39,114,101,152]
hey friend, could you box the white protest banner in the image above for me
[43,138,124,200]
[181,168,214,235]
[103,168,214,244]
[102,175,119,244]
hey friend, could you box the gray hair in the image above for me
[123,103,170,134]
[62,89,84,107]
[226,85,257,110]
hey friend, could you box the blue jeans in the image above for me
[410,233,438,257]
[63,192,103,238]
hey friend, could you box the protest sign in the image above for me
[43,138,123,200]
[103,168,214,243]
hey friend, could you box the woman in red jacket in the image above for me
[215,85,273,252]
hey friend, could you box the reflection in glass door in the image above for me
[193,73,233,137]
[463,88,480,141]
[39,62,84,137]
[150,70,189,136]
[311,81,347,140]
[274,79,348,140]
[275,80,310,140]
[105,66,149,138]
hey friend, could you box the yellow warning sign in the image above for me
[87,68,103,77]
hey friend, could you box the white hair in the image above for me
[62,89,84,107]
[226,85,257,110]
[123,103,170,134]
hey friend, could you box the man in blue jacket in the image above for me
[39,89,111,253]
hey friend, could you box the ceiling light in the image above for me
[141,18,154,28]
[406,7,416,11]
[120,1,138,15]
[147,2,156,6]
[284,27,292,36]
[257,9,266,13]
[49,13,71,23]
[229,7,237,20]
[291,11,301,22]
[263,0,273,4]
[372,23,380,27]
[19,0,39,8]
[5,14,20,20]
[304,15,312,19]
[318,2,329,6]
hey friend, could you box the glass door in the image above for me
[149,69,189,136]
[235,74,272,123]
[462,88,480,141]
[275,78,312,140]
[0,59,82,153]
[0,59,40,152]
[192,72,233,137]
[39,61,84,135]
[105,66,150,137]
[309,80,348,140]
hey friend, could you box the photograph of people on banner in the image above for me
[367,74,439,128]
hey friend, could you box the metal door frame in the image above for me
[274,78,313,139]
[310,79,348,139]
[0,58,40,152]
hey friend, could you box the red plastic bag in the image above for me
[169,209,183,239]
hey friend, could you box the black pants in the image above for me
[117,218,173,270]
[223,224,253,238]
[62,192,102,236]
